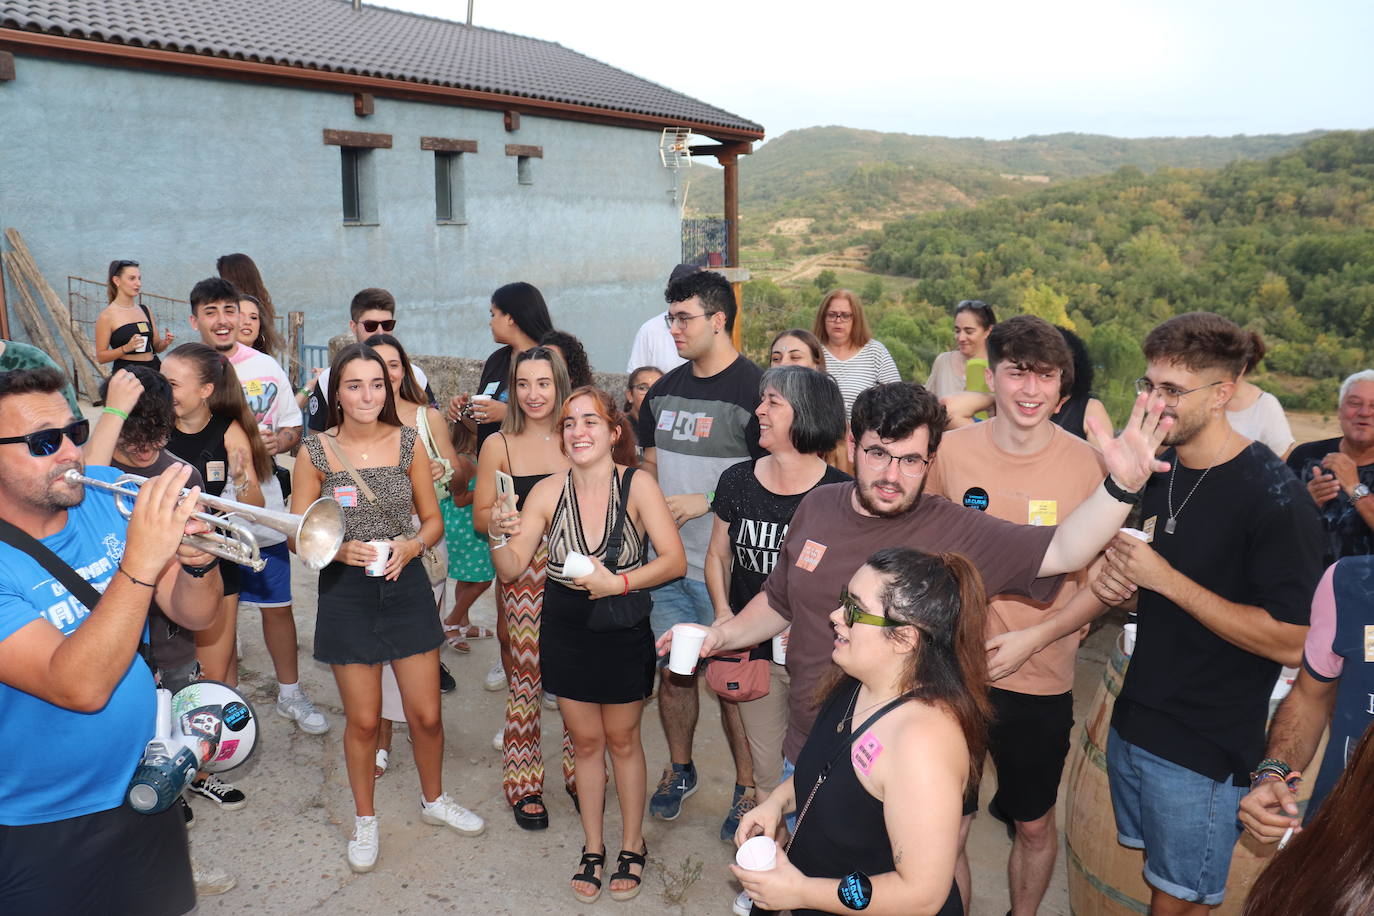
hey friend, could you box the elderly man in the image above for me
[1287,369,1374,563]
[0,367,223,914]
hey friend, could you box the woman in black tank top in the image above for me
[471,347,575,829]
[730,548,990,916]
[94,260,173,374]
[162,343,272,687]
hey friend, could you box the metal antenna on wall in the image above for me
[468,0,475,24]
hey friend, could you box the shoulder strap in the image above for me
[321,434,413,539]
[0,516,155,672]
[139,303,153,323]
[601,467,637,574]
[500,433,513,475]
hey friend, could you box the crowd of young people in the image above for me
[2,255,1371,916]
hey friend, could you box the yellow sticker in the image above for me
[1365,625,1374,663]
[1028,499,1057,526]
[1142,516,1157,542]
[244,379,265,396]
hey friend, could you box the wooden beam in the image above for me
[505,144,542,158]
[0,247,8,339]
[721,152,743,349]
[1,31,765,144]
[353,92,374,116]
[322,128,391,148]
[286,311,305,388]
[0,51,15,82]
[420,137,478,153]
[3,230,104,396]
[504,110,520,132]
[685,141,753,159]
[2,252,70,385]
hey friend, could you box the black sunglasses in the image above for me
[112,259,139,271]
[360,319,396,333]
[0,418,90,456]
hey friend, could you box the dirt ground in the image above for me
[187,560,1124,915]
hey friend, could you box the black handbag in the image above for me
[586,467,653,633]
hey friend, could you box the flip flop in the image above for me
[374,748,389,779]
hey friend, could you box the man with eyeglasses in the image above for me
[0,367,223,915]
[668,378,1171,908]
[1093,312,1322,916]
[637,268,765,830]
[625,263,695,374]
[1285,369,1374,565]
[925,315,1110,916]
[304,287,436,433]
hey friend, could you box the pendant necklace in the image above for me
[835,685,900,734]
[1165,430,1231,535]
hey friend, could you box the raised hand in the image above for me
[1086,390,1173,492]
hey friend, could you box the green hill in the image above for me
[739,130,1374,419]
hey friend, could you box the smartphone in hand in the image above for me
[495,469,517,515]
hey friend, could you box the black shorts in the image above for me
[220,557,241,597]
[985,687,1074,823]
[0,802,194,915]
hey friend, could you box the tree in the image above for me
[814,269,838,291]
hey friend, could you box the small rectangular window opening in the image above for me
[435,152,465,221]
[341,148,363,222]
[517,155,533,186]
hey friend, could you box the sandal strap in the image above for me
[610,846,647,884]
[516,794,545,812]
[575,848,605,887]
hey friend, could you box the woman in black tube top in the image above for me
[731,547,991,916]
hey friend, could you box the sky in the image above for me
[380,0,1372,146]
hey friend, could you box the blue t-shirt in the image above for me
[0,465,156,826]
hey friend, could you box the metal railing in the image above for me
[682,218,729,268]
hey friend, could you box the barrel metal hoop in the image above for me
[1066,843,1150,914]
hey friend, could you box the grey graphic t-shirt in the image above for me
[637,355,765,579]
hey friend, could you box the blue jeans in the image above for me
[781,757,797,833]
[1106,727,1245,905]
[650,578,714,667]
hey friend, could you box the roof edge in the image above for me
[0,28,765,144]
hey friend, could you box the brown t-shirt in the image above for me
[763,481,1061,761]
[927,422,1108,695]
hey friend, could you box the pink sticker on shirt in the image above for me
[694,416,714,438]
[333,484,358,508]
[796,539,827,572]
[852,731,883,776]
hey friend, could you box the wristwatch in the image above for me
[1352,483,1370,502]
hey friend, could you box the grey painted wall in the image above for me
[0,55,684,368]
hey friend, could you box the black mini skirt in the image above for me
[313,560,442,665]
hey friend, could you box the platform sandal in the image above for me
[572,846,604,904]
[609,843,647,902]
[513,794,549,831]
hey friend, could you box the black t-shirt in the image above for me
[712,460,852,613]
[473,346,513,451]
[1286,437,1374,564]
[111,451,206,674]
[1114,442,1324,785]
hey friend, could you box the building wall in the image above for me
[0,54,684,368]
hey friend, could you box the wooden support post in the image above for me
[721,151,743,350]
[2,251,70,379]
[287,311,305,387]
[0,247,9,339]
[4,229,105,394]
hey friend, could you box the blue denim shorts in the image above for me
[649,577,714,668]
[1106,727,1245,906]
[239,541,293,607]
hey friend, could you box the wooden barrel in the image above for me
[1064,632,1326,915]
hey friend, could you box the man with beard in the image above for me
[676,377,1171,907]
[1094,312,1323,916]
[0,367,222,914]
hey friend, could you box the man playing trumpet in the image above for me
[0,367,224,915]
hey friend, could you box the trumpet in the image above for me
[64,470,346,572]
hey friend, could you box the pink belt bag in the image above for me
[705,644,772,702]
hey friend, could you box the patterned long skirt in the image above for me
[501,543,575,805]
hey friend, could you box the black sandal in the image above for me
[566,785,580,814]
[513,794,549,831]
[572,846,604,904]
[609,843,647,901]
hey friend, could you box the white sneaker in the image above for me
[191,855,236,895]
[421,793,486,836]
[542,691,559,710]
[348,815,379,873]
[732,889,753,916]
[277,691,330,735]
[492,729,504,752]
[483,663,507,692]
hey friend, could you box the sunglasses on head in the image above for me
[360,319,396,333]
[0,418,91,456]
[839,588,902,628]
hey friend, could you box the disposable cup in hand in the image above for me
[562,550,595,579]
[735,835,777,871]
[1122,622,1137,656]
[1119,527,1149,542]
[365,540,391,577]
[772,627,789,665]
[668,624,708,675]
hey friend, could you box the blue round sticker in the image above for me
[963,487,989,511]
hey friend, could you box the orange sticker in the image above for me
[694,416,714,438]
[796,539,827,572]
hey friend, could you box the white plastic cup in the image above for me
[1122,622,1137,656]
[470,394,493,403]
[735,835,778,871]
[562,550,595,579]
[365,540,391,577]
[771,627,789,665]
[132,334,149,353]
[1119,527,1149,542]
[668,624,708,675]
